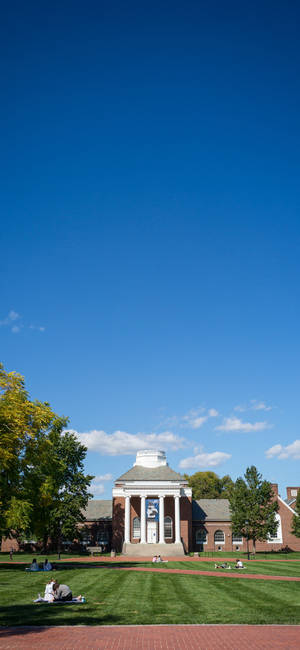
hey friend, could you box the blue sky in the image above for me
[1,1,300,499]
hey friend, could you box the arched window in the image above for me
[196,528,207,544]
[133,517,141,539]
[214,530,225,544]
[164,516,173,539]
[268,513,282,543]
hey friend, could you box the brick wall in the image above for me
[180,496,192,552]
[112,496,125,552]
[192,496,300,552]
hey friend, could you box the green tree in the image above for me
[184,471,234,499]
[229,466,278,553]
[291,491,300,538]
[0,363,93,548]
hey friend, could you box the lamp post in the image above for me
[58,520,63,561]
[245,520,250,560]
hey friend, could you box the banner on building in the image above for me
[146,498,159,521]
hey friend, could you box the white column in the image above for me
[174,495,180,543]
[124,495,130,543]
[140,495,146,543]
[159,495,165,543]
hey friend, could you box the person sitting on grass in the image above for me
[43,558,52,571]
[235,559,244,569]
[44,579,55,602]
[152,555,157,563]
[52,581,82,602]
[30,558,40,571]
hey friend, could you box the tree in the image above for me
[229,466,278,554]
[291,491,300,538]
[0,363,93,548]
[184,471,234,500]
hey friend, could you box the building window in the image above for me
[164,516,173,539]
[133,517,141,539]
[196,528,207,544]
[268,513,283,543]
[214,530,225,544]
[232,534,243,543]
[97,531,109,544]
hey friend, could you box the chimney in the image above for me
[271,483,278,496]
[286,487,300,500]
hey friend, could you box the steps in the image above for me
[122,542,185,557]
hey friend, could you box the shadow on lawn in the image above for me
[0,561,147,572]
[0,603,120,636]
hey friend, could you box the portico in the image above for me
[112,450,192,556]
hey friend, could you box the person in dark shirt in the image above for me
[52,581,83,601]
[53,582,72,601]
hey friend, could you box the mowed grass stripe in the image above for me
[1,566,300,626]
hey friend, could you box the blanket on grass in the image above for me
[34,598,85,604]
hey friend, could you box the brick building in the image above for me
[1,450,299,554]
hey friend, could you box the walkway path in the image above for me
[0,625,299,649]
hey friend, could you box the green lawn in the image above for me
[0,561,300,626]
[146,559,300,577]
[196,550,300,560]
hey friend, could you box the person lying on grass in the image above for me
[52,581,82,602]
[214,562,231,570]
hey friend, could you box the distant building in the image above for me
[83,450,300,555]
[2,451,299,553]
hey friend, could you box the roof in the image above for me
[115,465,185,482]
[83,499,112,521]
[192,499,231,521]
[285,498,296,507]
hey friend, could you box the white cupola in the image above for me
[133,450,167,468]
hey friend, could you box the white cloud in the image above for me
[0,311,45,333]
[29,325,45,332]
[182,407,219,429]
[266,440,300,460]
[8,310,20,321]
[179,451,231,470]
[189,416,208,429]
[67,429,186,456]
[93,474,113,481]
[215,417,271,433]
[90,481,105,496]
[0,310,21,329]
[234,400,272,413]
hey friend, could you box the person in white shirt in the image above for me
[44,580,55,602]
[235,559,244,569]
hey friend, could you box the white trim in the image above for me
[124,496,130,543]
[159,496,165,543]
[174,495,181,543]
[140,495,146,544]
[278,494,299,516]
[268,512,283,544]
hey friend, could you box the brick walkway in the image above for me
[0,625,299,649]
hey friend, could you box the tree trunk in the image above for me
[43,532,48,553]
[253,539,256,555]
